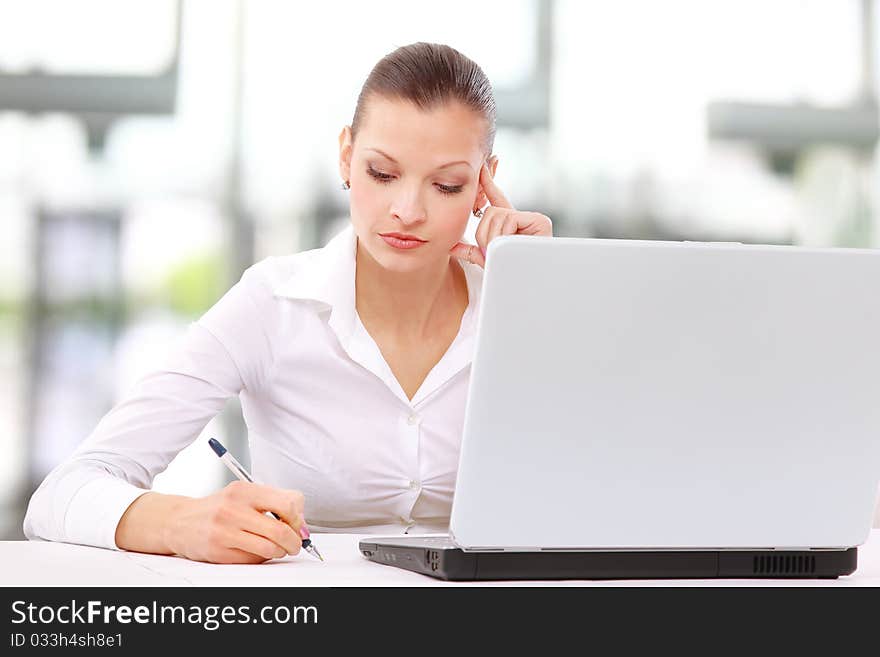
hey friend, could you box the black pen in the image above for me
[208,437,324,561]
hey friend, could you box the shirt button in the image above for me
[406,413,421,426]
[409,480,420,490]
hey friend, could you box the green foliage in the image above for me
[159,252,227,318]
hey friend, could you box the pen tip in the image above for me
[207,437,226,457]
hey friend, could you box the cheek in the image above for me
[350,176,375,207]
[439,189,479,232]
[348,179,384,225]
[428,200,472,241]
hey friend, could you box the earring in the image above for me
[341,180,351,190]
[473,207,484,218]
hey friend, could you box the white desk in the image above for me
[3,531,879,587]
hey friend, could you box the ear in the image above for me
[473,154,499,209]
[338,125,353,183]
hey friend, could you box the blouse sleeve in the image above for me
[22,263,278,550]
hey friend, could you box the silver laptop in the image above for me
[361,236,880,580]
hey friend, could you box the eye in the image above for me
[366,165,394,184]
[436,184,464,195]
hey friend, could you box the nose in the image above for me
[389,183,427,226]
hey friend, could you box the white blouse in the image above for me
[23,225,484,550]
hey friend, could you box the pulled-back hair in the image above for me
[351,42,496,155]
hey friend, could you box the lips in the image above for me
[379,232,429,250]
[379,232,427,242]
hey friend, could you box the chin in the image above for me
[374,250,436,273]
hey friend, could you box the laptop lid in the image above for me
[450,236,880,551]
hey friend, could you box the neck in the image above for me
[355,240,467,338]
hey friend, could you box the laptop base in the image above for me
[359,537,858,581]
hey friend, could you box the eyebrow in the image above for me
[365,148,472,171]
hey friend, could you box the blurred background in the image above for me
[1,0,879,539]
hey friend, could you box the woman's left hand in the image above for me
[450,162,552,268]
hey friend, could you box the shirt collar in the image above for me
[272,224,484,404]
[272,224,357,309]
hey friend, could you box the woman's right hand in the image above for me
[164,481,305,564]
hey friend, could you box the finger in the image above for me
[234,506,302,555]
[474,206,493,254]
[240,483,304,530]
[516,211,553,236]
[227,527,288,561]
[487,211,518,244]
[449,241,486,268]
[216,548,268,564]
[479,162,514,209]
[201,546,268,565]
[475,207,505,256]
[298,512,312,541]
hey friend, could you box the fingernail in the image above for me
[480,247,486,259]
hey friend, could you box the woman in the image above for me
[23,42,553,564]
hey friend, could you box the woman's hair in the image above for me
[351,42,496,155]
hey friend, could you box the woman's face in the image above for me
[339,96,494,273]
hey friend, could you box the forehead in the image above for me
[355,96,485,168]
